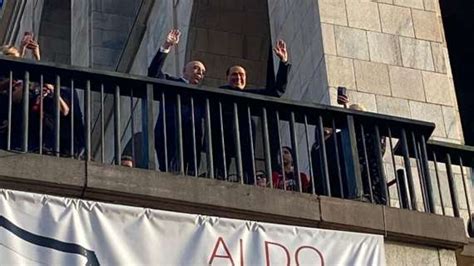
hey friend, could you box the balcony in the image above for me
[0,56,472,253]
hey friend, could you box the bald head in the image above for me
[226,65,246,90]
[183,61,206,85]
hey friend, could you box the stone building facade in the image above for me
[0,0,470,264]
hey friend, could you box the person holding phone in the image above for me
[20,32,40,60]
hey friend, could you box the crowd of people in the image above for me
[0,34,85,156]
[0,29,386,203]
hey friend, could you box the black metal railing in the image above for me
[0,56,473,230]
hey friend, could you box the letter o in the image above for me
[295,246,324,266]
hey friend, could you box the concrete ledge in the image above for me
[319,196,385,234]
[85,162,321,227]
[0,153,469,249]
[0,150,85,197]
[385,206,468,249]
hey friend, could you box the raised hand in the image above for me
[273,39,288,63]
[163,29,181,50]
[27,40,41,60]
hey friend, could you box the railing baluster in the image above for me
[39,75,44,155]
[400,129,416,210]
[445,153,460,217]
[247,105,256,185]
[262,107,272,188]
[304,115,315,194]
[359,124,374,203]
[432,152,445,215]
[161,92,168,172]
[233,103,243,183]
[205,98,214,178]
[388,128,403,208]
[218,101,226,180]
[85,80,91,161]
[411,132,427,211]
[70,79,74,157]
[332,119,344,198]
[142,83,155,170]
[176,94,184,175]
[130,89,135,166]
[374,125,388,206]
[420,135,435,213]
[397,169,410,209]
[114,85,121,165]
[190,97,197,177]
[22,71,30,152]
[7,71,12,151]
[290,112,301,193]
[317,115,330,196]
[100,83,105,163]
[275,111,282,190]
[54,75,61,157]
[459,157,472,222]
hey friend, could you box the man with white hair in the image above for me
[148,29,206,175]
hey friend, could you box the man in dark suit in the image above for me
[213,40,291,184]
[148,29,206,175]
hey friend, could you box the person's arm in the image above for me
[27,40,41,61]
[20,38,41,60]
[262,40,291,97]
[148,29,180,78]
[271,171,280,189]
[300,172,311,192]
[43,84,70,116]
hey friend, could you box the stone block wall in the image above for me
[317,0,471,228]
[319,0,463,144]
[130,0,193,78]
[385,241,456,266]
[186,0,271,88]
[268,0,328,104]
[91,0,141,70]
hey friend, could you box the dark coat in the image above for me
[148,50,204,174]
[211,61,292,182]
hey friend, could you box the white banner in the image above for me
[0,189,385,265]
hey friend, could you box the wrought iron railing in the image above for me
[0,56,473,231]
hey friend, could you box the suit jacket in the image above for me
[218,61,291,96]
[148,50,186,82]
[212,61,292,157]
[148,49,204,171]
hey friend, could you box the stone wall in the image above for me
[38,0,70,64]
[71,0,90,67]
[268,0,328,104]
[186,0,271,88]
[318,0,462,144]
[318,0,471,229]
[91,0,141,70]
[385,241,456,265]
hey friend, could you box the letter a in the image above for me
[208,237,235,266]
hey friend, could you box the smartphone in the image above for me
[337,86,347,105]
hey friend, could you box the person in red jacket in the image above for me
[272,146,311,192]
